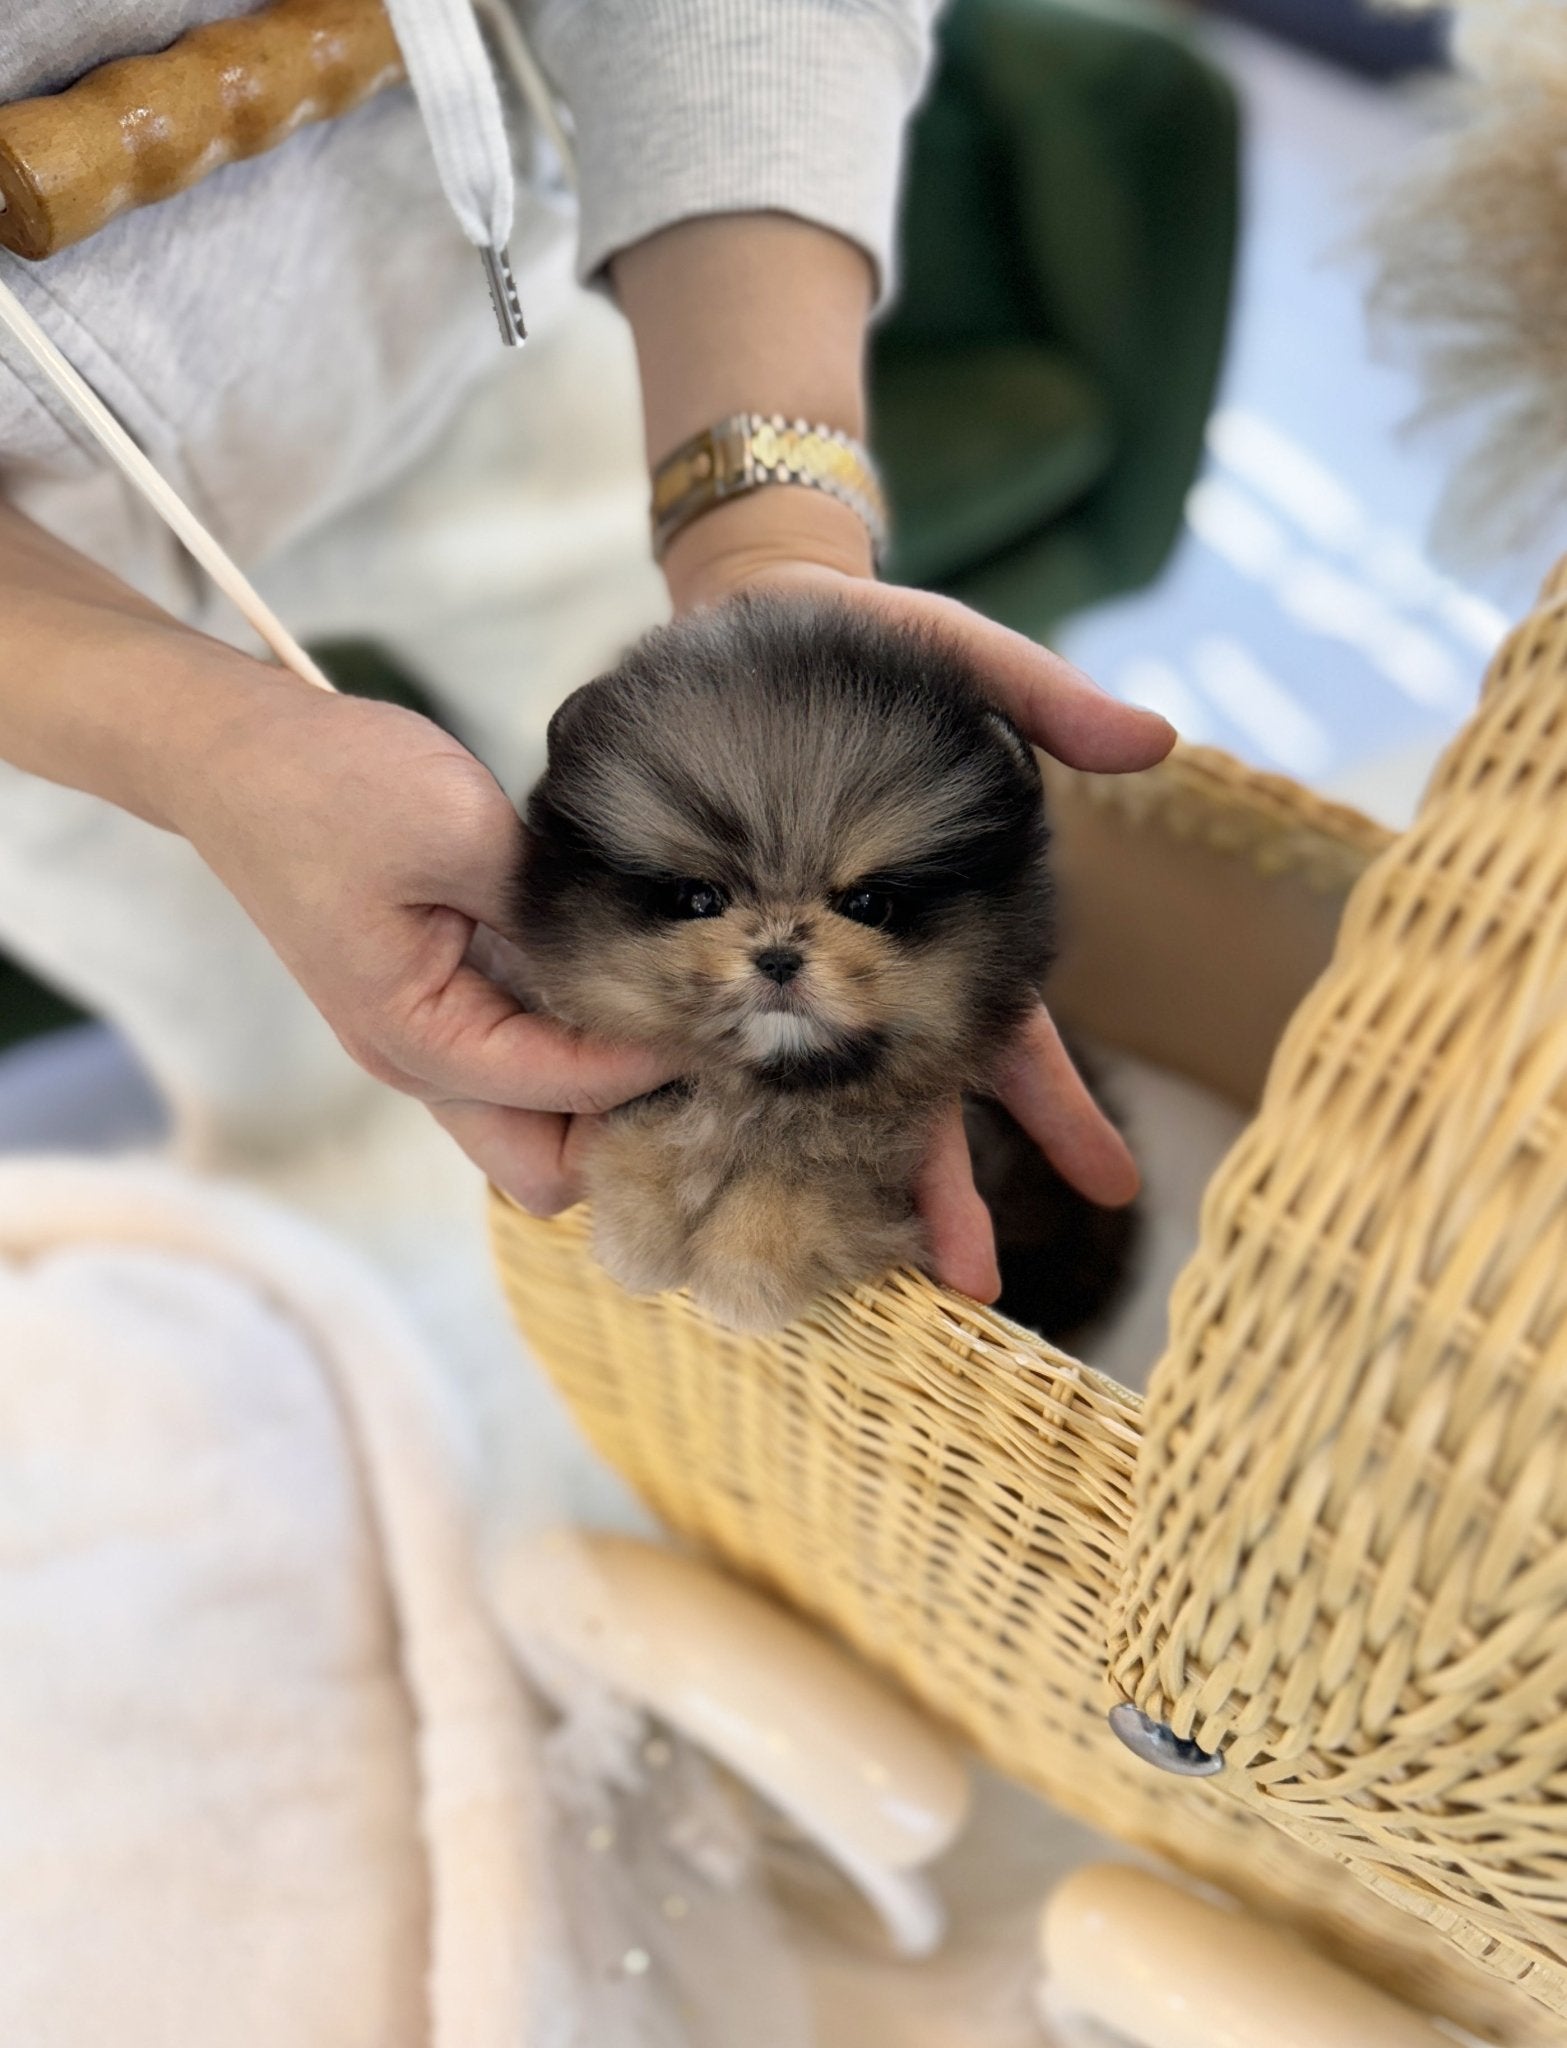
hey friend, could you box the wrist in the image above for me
[661,488,876,614]
[615,215,872,462]
[133,641,330,841]
[0,501,322,836]
[17,611,305,837]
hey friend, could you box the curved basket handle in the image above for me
[1112,553,1567,1780]
[0,0,403,261]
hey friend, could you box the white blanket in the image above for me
[0,1159,572,2048]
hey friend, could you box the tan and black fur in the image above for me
[517,593,1130,1335]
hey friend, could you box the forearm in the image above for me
[0,502,285,832]
[612,212,879,604]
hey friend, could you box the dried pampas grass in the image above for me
[1365,0,1567,567]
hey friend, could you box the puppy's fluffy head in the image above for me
[517,595,1052,1096]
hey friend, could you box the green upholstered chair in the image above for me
[872,0,1239,638]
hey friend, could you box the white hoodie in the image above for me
[0,1,933,594]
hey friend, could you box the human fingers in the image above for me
[993,1005,1140,1208]
[427,1098,583,1214]
[913,1098,1002,1303]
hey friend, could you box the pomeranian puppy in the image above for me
[516,593,1133,1336]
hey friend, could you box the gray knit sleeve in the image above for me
[522,1,938,302]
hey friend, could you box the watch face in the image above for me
[651,431,720,524]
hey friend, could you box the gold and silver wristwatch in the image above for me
[650,411,889,566]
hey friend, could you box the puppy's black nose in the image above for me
[754,946,803,986]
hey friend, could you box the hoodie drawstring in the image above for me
[380,0,527,343]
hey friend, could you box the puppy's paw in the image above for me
[859,1211,926,1286]
[585,1120,697,1300]
[591,1207,691,1301]
[683,1176,918,1334]
[685,1258,819,1336]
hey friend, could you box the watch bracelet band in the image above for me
[650,412,888,567]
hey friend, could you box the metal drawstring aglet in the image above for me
[481,243,526,347]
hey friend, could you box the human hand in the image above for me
[660,490,1175,1304]
[166,675,672,1208]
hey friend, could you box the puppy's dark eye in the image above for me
[834,887,895,929]
[658,878,728,920]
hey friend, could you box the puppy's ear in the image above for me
[985,708,1042,782]
[545,661,661,772]
[545,674,620,766]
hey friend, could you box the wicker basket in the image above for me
[491,558,1567,2046]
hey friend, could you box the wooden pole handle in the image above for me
[0,0,405,261]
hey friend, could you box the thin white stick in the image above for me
[0,270,335,691]
[474,0,578,191]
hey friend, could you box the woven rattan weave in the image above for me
[491,566,1567,2046]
